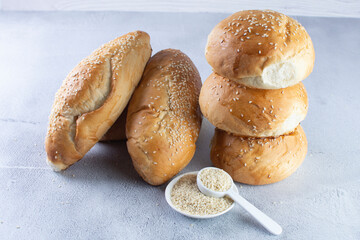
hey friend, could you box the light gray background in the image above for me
[1,0,360,18]
[0,12,359,240]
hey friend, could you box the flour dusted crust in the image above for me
[126,49,202,185]
[45,31,152,170]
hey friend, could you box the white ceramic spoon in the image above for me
[197,167,283,235]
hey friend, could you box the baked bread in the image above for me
[211,125,307,185]
[199,72,308,137]
[45,31,152,171]
[205,10,315,89]
[126,49,202,185]
[100,106,127,141]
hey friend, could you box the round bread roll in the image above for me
[211,125,307,185]
[199,72,308,137]
[205,10,315,89]
[45,31,152,171]
[126,49,202,186]
[100,106,127,141]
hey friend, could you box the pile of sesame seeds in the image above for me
[171,174,233,216]
[199,168,232,192]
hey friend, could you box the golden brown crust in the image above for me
[199,72,308,137]
[126,49,202,185]
[205,10,315,89]
[100,106,127,141]
[45,31,152,171]
[211,125,307,185]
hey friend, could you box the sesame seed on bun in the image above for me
[199,72,308,137]
[211,125,307,185]
[205,10,315,89]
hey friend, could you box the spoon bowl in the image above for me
[197,167,233,198]
[197,167,283,236]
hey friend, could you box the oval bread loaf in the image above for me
[45,31,152,171]
[126,49,202,185]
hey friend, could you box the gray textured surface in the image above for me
[0,12,359,240]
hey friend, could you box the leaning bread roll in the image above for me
[126,49,202,185]
[45,31,152,171]
[100,106,127,141]
[211,125,307,185]
[199,72,308,137]
[205,10,315,89]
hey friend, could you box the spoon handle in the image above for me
[227,191,282,235]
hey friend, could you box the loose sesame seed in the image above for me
[170,174,233,216]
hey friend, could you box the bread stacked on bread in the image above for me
[200,10,315,185]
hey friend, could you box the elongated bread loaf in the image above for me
[45,31,152,171]
[126,49,202,185]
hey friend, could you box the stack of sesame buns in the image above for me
[45,31,152,171]
[200,10,314,185]
[126,49,202,186]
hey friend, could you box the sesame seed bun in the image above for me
[45,31,152,171]
[199,72,308,137]
[205,10,315,89]
[126,49,202,186]
[211,125,307,185]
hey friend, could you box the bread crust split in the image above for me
[100,106,127,141]
[126,49,202,185]
[211,125,307,185]
[45,31,152,171]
